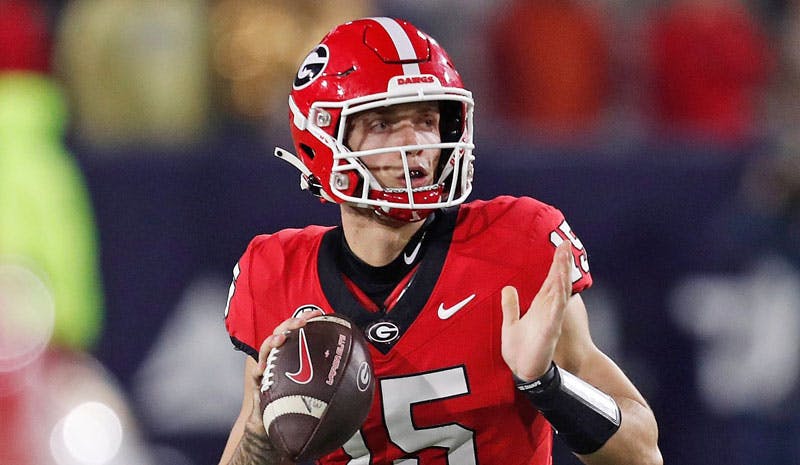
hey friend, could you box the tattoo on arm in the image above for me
[229,427,286,465]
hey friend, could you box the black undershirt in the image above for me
[319,209,457,353]
[335,214,434,307]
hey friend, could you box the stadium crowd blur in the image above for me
[1,0,798,464]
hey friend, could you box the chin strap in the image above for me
[274,147,331,202]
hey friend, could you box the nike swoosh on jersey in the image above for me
[403,241,422,265]
[286,328,314,384]
[437,294,476,320]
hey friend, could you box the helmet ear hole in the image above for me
[300,143,315,160]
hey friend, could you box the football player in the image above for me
[219,17,662,465]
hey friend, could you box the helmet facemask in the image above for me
[318,89,474,222]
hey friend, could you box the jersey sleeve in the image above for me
[223,235,265,360]
[525,198,593,294]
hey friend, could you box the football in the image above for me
[260,314,375,462]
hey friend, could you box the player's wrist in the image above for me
[231,425,286,465]
[511,361,558,390]
[513,362,621,455]
[244,415,267,435]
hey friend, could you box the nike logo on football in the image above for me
[437,294,476,320]
[286,328,314,384]
[403,241,422,265]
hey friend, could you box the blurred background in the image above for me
[1,0,799,464]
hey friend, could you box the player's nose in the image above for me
[394,121,424,156]
[396,120,421,143]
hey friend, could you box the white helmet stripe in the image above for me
[369,17,421,75]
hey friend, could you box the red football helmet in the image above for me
[275,17,475,222]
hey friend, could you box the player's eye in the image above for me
[368,119,389,132]
[418,111,439,128]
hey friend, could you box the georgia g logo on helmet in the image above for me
[293,45,329,90]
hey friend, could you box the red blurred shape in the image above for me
[0,0,51,72]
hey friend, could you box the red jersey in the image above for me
[225,196,592,465]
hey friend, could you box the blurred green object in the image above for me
[0,72,104,350]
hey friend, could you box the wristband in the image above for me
[513,362,558,394]
[514,362,621,454]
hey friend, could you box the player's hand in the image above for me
[501,241,572,381]
[245,310,324,431]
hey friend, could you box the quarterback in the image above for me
[219,17,662,465]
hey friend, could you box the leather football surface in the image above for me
[260,314,375,461]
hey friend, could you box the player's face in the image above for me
[346,102,441,190]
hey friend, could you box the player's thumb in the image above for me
[501,286,520,329]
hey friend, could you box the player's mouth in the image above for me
[405,167,431,188]
[368,161,434,189]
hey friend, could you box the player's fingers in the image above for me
[549,241,571,281]
[271,311,319,337]
[546,241,572,304]
[272,319,298,336]
[257,335,280,372]
[259,312,323,369]
[298,309,323,321]
[525,242,572,326]
[261,327,288,353]
[557,241,572,284]
[501,286,521,329]
[258,326,293,370]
